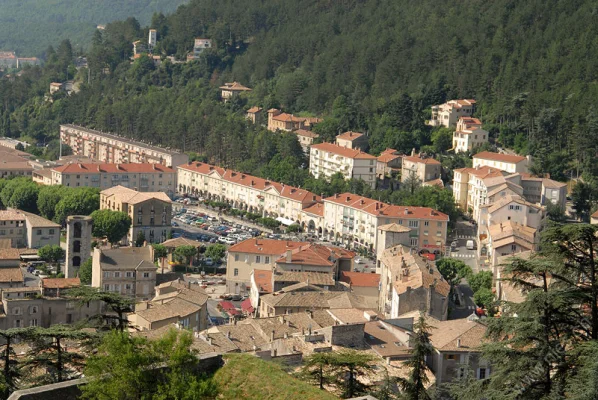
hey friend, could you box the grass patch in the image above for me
[213,353,337,400]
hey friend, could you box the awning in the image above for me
[276,217,295,226]
[20,255,42,261]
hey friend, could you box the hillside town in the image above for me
[0,1,596,398]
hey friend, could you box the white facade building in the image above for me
[309,142,377,188]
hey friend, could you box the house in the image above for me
[189,38,212,59]
[335,131,367,151]
[520,174,567,210]
[309,142,377,188]
[323,193,449,252]
[100,186,172,245]
[0,209,60,249]
[246,107,263,124]
[219,82,252,102]
[91,246,157,301]
[259,289,368,318]
[401,153,441,183]
[429,99,476,128]
[40,278,81,298]
[378,244,450,320]
[452,117,489,153]
[339,271,380,307]
[43,162,176,196]
[473,151,530,174]
[49,82,63,94]
[483,221,537,269]
[376,149,402,180]
[299,202,325,236]
[452,165,514,216]
[131,279,209,332]
[267,109,307,132]
[478,195,545,238]
[0,52,17,68]
[132,40,147,56]
[0,249,24,289]
[294,129,319,153]
[226,239,351,295]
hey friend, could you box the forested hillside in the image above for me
[0,0,188,56]
[2,0,598,185]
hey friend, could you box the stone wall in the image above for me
[321,323,365,346]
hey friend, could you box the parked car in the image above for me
[466,240,475,250]
[231,295,242,301]
[354,257,363,264]
[204,258,214,266]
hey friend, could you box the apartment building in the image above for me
[520,174,567,210]
[177,162,319,223]
[43,162,175,196]
[219,82,251,102]
[100,186,172,245]
[294,129,319,153]
[453,166,510,213]
[336,131,367,151]
[0,209,60,249]
[0,280,102,329]
[309,142,377,188]
[429,99,476,128]
[91,246,157,301]
[376,149,402,179]
[473,151,530,174]
[323,193,449,252]
[60,125,189,168]
[0,161,33,179]
[378,244,450,320]
[478,195,545,238]
[452,117,489,153]
[401,153,441,183]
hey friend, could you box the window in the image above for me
[234,254,239,261]
[104,284,110,291]
[423,230,429,236]
[73,222,82,238]
[234,268,239,276]
[424,221,429,227]
[49,229,55,235]
[478,368,488,379]
[126,271,133,278]
[125,284,132,290]
[114,272,121,278]
[369,168,373,173]
[445,354,456,360]
[436,231,442,237]
[265,256,270,264]
[30,319,38,327]
[410,238,418,247]
[437,222,442,227]
[36,229,42,235]
[14,320,21,328]
[143,272,150,278]
[30,306,38,314]
[12,307,21,315]
[408,220,419,228]
[256,255,261,263]
[73,240,81,253]
[511,244,517,251]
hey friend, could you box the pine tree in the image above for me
[398,313,433,400]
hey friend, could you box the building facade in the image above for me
[0,210,60,249]
[100,186,172,245]
[401,153,441,183]
[472,151,530,174]
[335,131,367,151]
[452,117,488,153]
[60,125,189,168]
[219,82,251,101]
[309,142,377,188]
[429,99,476,128]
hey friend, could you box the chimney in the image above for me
[360,199,365,205]
[286,250,292,263]
[312,195,316,201]
[188,281,191,289]
[271,349,277,357]
[152,164,156,170]
[226,331,231,339]
[284,332,288,339]
[335,193,340,199]
[286,319,290,327]
[346,195,350,202]
[404,208,409,215]
[271,330,275,342]
[457,338,461,348]
[411,148,416,157]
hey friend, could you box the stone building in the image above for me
[65,216,93,279]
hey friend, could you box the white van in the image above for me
[466,240,475,250]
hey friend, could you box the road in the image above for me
[451,283,477,319]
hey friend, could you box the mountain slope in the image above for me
[0,0,188,56]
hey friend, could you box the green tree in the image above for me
[54,188,100,225]
[286,224,300,233]
[468,271,493,293]
[431,127,454,154]
[79,257,93,285]
[300,352,334,390]
[135,230,146,247]
[90,209,132,245]
[66,286,133,331]
[436,258,472,287]
[572,181,594,222]
[473,287,494,309]
[37,245,65,274]
[329,350,375,398]
[0,328,35,396]
[546,202,567,223]
[397,313,433,400]
[204,244,226,261]
[37,185,67,221]
[174,245,197,271]
[152,243,168,260]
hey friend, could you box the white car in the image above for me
[224,238,237,245]
[354,257,363,264]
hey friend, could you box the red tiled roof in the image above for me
[219,82,251,91]
[241,298,254,313]
[253,269,273,293]
[247,106,262,113]
[474,151,526,164]
[377,153,401,163]
[272,113,305,123]
[403,154,441,165]
[219,301,236,311]
[381,148,399,155]
[178,162,226,176]
[228,239,304,255]
[295,129,319,139]
[311,142,376,160]
[42,278,81,289]
[276,243,354,267]
[454,166,505,179]
[302,202,324,217]
[339,271,380,288]
[324,193,449,221]
[336,131,364,141]
[52,163,174,174]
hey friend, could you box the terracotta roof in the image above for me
[402,154,441,165]
[253,269,273,293]
[0,239,11,249]
[540,178,567,189]
[0,248,22,260]
[339,271,380,288]
[378,223,411,233]
[246,106,262,113]
[486,195,543,214]
[0,267,23,283]
[487,181,524,198]
[228,238,304,255]
[42,278,80,289]
[52,163,174,174]
[261,291,367,310]
[247,313,324,340]
[295,129,319,139]
[275,243,353,267]
[0,210,26,221]
[336,131,364,141]
[454,166,505,180]
[474,151,527,164]
[459,117,482,126]
[301,202,324,217]
[98,247,155,270]
[21,211,60,228]
[324,193,449,221]
[101,185,171,204]
[219,82,251,91]
[272,113,306,123]
[429,318,487,351]
[178,161,226,177]
[215,324,266,351]
[381,148,399,155]
[380,245,450,298]
[273,271,335,286]
[377,153,401,163]
[136,297,201,323]
[160,237,203,249]
[327,308,381,324]
[311,142,376,160]
[422,178,444,188]
[364,320,412,358]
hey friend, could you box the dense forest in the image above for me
[0,0,188,56]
